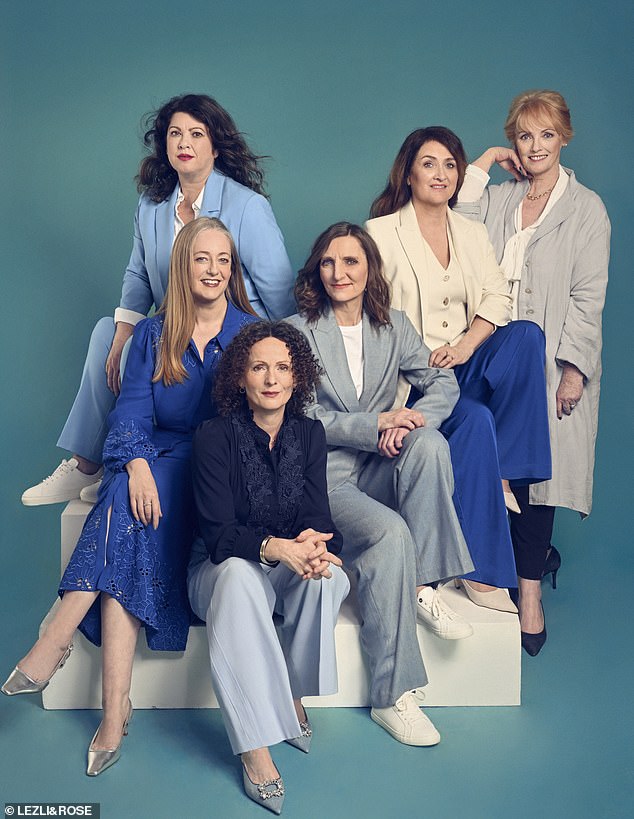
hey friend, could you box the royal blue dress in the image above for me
[59,302,258,650]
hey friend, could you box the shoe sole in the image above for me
[416,613,474,640]
[370,711,441,746]
[21,493,81,506]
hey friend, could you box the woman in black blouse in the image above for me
[188,320,349,815]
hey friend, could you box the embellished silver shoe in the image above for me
[2,644,73,696]
[86,700,133,777]
[242,764,285,815]
[285,716,313,753]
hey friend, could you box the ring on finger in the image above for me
[143,501,152,507]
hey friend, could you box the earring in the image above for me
[239,387,245,394]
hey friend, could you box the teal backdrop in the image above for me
[1,1,632,816]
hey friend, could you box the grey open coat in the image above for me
[455,168,610,514]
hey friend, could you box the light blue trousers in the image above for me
[328,426,474,709]
[57,317,131,463]
[187,554,349,755]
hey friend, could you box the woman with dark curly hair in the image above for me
[23,93,295,508]
[289,222,475,749]
[188,320,349,815]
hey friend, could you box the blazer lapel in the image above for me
[312,309,359,412]
[200,169,225,216]
[395,201,428,332]
[358,312,390,410]
[154,187,178,291]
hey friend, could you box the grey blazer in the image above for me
[287,307,459,490]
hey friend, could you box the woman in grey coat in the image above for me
[455,89,610,655]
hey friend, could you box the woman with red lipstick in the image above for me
[366,126,551,621]
[23,93,294,508]
[2,218,258,776]
[455,90,610,655]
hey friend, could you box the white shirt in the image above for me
[339,322,364,398]
[114,186,205,326]
[458,164,569,320]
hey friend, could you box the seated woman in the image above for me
[2,217,258,777]
[454,90,610,654]
[188,320,349,816]
[366,126,551,611]
[23,92,295,507]
[289,223,475,748]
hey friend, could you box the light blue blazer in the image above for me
[120,170,295,319]
[288,307,459,490]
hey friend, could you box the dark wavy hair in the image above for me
[295,222,391,328]
[370,126,468,217]
[214,321,321,417]
[136,93,267,202]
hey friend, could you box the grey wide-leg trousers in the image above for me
[188,554,349,754]
[328,426,474,709]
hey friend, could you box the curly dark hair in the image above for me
[295,222,392,328]
[214,321,321,417]
[136,93,267,202]
[370,126,468,217]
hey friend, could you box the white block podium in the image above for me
[41,501,520,709]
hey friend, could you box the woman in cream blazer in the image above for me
[366,126,551,619]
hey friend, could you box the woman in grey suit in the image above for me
[455,90,610,655]
[289,222,475,748]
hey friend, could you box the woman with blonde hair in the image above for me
[2,217,258,774]
[455,89,610,654]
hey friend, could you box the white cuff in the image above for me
[114,307,145,326]
[457,165,490,202]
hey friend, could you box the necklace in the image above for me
[526,187,553,201]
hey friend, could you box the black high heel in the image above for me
[542,545,561,589]
[521,603,547,657]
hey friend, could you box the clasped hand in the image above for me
[377,407,425,458]
[265,529,343,580]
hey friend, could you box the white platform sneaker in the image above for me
[21,459,103,506]
[416,586,474,639]
[371,691,440,746]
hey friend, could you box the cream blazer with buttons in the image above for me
[365,200,512,350]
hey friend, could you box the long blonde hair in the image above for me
[154,217,256,385]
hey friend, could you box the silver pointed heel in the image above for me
[454,578,518,614]
[86,700,133,777]
[2,644,73,696]
[285,715,312,753]
[242,763,285,814]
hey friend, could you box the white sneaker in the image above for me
[417,586,474,640]
[371,691,440,746]
[21,459,104,506]
[79,479,102,505]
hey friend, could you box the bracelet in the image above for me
[259,535,279,567]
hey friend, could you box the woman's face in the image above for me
[189,229,231,305]
[514,117,564,178]
[166,112,217,179]
[407,140,459,207]
[319,235,369,314]
[241,337,294,416]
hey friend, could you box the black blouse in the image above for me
[192,411,342,564]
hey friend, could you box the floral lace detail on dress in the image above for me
[103,418,159,472]
[234,415,304,538]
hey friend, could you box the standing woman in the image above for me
[189,321,349,814]
[23,92,295,506]
[455,90,610,654]
[3,218,258,775]
[366,126,551,616]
